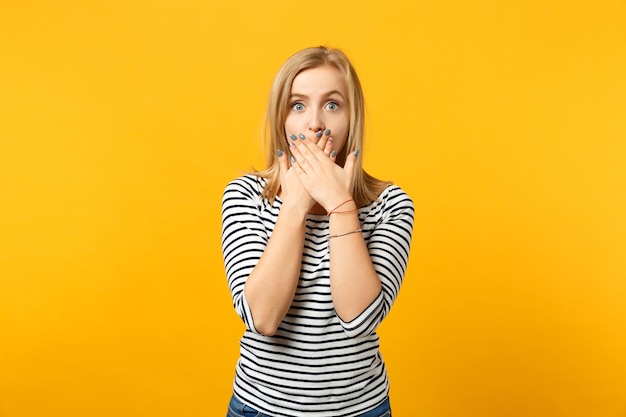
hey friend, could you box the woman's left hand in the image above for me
[289,133,359,212]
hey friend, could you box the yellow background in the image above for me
[1,0,625,416]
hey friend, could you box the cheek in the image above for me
[283,115,300,135]
[327,113,349,137]
[333,123,349,146]
[330,131,349,154]
[336,115,350,138]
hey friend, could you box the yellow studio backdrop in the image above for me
[1,0,625,416]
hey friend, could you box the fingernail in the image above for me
[315,130,323,138]
[290,134,297,141]
[277,149,283,157]
[354,149,360,157]
[325,128,331,136]
[331,150,336,158]
[299,133,306,140]
[290,156,296,163]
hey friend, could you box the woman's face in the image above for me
[284,64,350,155]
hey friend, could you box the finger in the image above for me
[289,147,308,180]
[315,128,331,150]
[330,149,337,163]
[314,129,324,147]
[287,133,301,163]
[276,148,289,196]
[323,136,334,157]
[343,149,359,175]
[277,148,289,171]
[277,148,291,188]
[316,133,327,150]
[313,127,330,149]
[289,142,308,173]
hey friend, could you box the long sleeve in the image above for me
[337,187,414,338]
[221,175,270,333]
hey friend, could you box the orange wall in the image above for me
[1,1,625,416]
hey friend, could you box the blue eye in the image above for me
[326,102,339,111]
[292,103,304,111]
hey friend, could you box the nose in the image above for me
[308,109,325,135]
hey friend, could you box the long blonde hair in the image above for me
[256,46,391,207]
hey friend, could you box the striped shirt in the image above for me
[221,174,414,417]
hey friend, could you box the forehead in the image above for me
[290,65,346,95]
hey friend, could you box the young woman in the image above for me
[221,46,414,417]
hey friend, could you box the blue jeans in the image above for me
[226,394,391,417]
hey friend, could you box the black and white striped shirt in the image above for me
[221,174,414,417]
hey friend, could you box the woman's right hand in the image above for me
[277,146,315,215]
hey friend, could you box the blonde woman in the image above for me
[222,46,414,417]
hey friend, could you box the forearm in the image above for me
[328,209,382,322]
[244,203,307,336]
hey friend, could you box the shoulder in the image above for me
[223,174,267,198]
[376,185,414,211]
[359,185,414,223]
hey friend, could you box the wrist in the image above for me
[326,197,357,216]
[280,199,311,220]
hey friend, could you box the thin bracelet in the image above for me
[328,199,354,216]
[329,208,358,215]
[327,228,363,241]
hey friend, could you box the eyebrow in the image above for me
[289,90,345,100]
